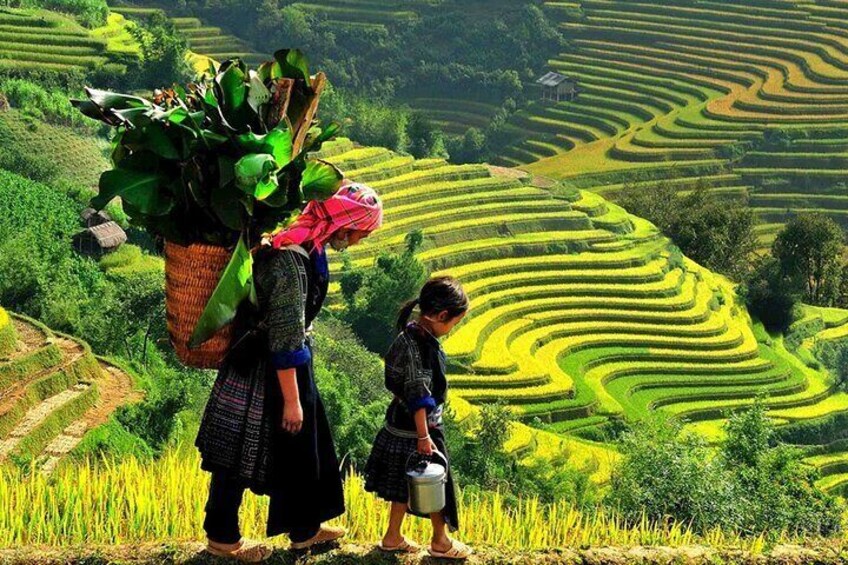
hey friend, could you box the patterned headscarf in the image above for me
[269,179,383,254]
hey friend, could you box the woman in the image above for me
[194,180,383,562]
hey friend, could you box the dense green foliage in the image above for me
[122,11,194,90]
[15,0,108,27]
[321,84,448,159]
[0,78,99,132]
[177,0,566,101]
[619,179,757,280]
[773,214,846,307]
[445,402,598,507]
[338,230,429,355]
[740,256,799,331]
[609,402,843,536]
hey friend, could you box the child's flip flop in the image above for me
[377,536,421,553]
[428,539,473,559]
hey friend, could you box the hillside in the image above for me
[0,308,144,474]
[505,0,848,250]
[313,137,848,492]
[0,7,132,75]
[108,3,268,68]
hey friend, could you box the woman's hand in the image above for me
[417,436,437,455]
[282,399,303,434]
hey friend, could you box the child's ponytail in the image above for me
[396,297,420,334]
[396,276,469,334]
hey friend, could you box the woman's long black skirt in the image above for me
[363,424,459,532]
[195,339,345,538]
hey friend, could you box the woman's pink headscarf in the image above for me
[269,179,383,254]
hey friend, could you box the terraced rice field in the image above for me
[108,4,268,67]
[0,109,110,189]
[496,0,848,247]
[314,137,848,485]
[0,7,129,75]
[0,308,144,475]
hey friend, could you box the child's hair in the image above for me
[396,275,469,333]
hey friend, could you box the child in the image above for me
[363,275,473,559]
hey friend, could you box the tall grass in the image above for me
[0,445,774,552]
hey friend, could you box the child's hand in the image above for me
[417,436,436,455]
[282,399,303,434]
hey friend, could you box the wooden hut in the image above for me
[536,72,578,102]
[72,221,127,256]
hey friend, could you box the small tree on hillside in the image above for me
[772,213,845,306]
[338,229,428,354]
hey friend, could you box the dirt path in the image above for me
[0,541,845,564]
[39,361,144,474]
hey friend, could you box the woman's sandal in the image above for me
[377,536,421,553]
[204,538,273,562]
[289,525,346,550]
[428,539,473,560]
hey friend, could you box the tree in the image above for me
[338,230,428,354]
[619,180,757,280]
[721,399,843,536]
[125,12,193,90]
[740,255,798,331]
[772,213,845,305]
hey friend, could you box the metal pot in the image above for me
[406,449,448,514]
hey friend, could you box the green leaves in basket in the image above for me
[236,123,294,166]
[189,234,258,348]
[300,159,343,200]
[274,48,310,83]
[235,153,279,201]
[94,168,173,216]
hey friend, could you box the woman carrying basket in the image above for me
[194,180,383,562]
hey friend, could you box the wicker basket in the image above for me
[164,240,235,369]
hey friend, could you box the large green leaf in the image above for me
[296,121,342,159]
[300,159,343,200]
[273,49,310,83]
[235,153,282,201]
[121,175,174,216]
[211,180,246,231]
[93,168,161,211]
[215,60,250,129]
[71,87,152,125]
[236,124,294,166]
[247,69,272,114]
[188,235,256,348]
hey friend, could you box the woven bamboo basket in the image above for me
[164,240,235,369]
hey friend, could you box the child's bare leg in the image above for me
[381,502,408,546]
[429,511,451,551]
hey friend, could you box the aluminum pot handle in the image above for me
[406,447,448,472]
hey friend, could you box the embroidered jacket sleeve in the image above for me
[384,334,436,413]
[257,249,311,370]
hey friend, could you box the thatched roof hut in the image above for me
[72,221,126,256]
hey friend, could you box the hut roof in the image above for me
[81,207,112,227]
[536,71,572,87]
[82,221,126,248]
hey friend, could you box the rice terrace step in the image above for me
[0,309,144,474]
